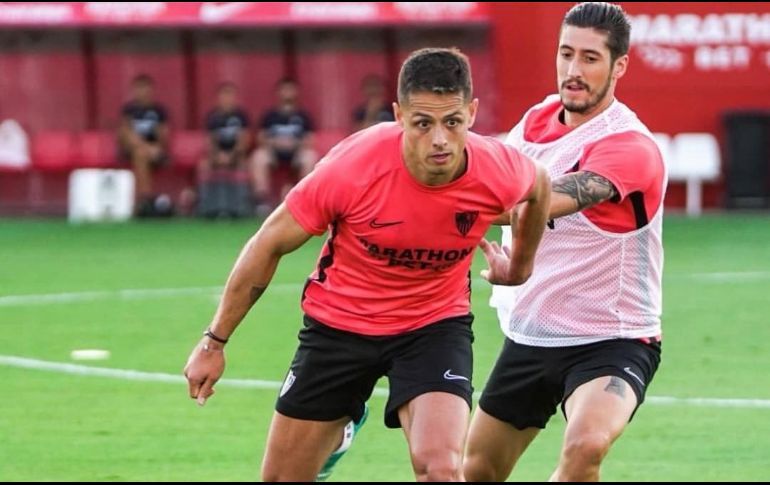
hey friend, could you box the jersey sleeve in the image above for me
[285,146,354,236]
[580,132,663,201]
[499,145,538,211]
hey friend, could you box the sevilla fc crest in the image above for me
[455,211,479,237]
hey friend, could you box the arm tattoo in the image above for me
[249,285,267,305]
[604,376,627,399]
[553,171,618,211]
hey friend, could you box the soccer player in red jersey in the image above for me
[184,47,550,481]
[464,3,667,481]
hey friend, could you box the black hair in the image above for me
[563,2,631,62]
[397,47,472,105]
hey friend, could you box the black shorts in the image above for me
[479,338,661,430]
[276,314,474,428]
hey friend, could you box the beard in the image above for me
[561,73,612,115]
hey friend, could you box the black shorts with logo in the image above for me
[479,338,661,430]
[276,314,474,428]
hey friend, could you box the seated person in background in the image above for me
[250,78,317,207]
[202,82,251,176]
[352,74,395,132]
[196,82,253,219]
[117,74,169,216]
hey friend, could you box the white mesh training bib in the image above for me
[491,95,667,346]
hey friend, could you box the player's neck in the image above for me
[404,151,468,187]
[562,95,615,129]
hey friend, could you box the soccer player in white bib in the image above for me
[464,3,668,481]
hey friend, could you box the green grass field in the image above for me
[1,215,769,481]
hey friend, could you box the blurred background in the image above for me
[1,2,769,482]
[0,2,769,217]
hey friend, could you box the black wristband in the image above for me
[204,328,229,344]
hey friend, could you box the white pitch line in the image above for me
[0,283,303,307]
[2,355,769,409]
[2,271,768,307]
[683,271,770,283]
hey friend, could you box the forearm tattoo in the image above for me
[604,376,627,399]
[249,285,267,305]
[553,171,618,211]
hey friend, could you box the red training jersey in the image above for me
[286,122,537,335]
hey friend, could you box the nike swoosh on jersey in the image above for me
[369,219,404,229]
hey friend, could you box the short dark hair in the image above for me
[131,74,154,86]
[397,47,472,105]
[563,2,630,62]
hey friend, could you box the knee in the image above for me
[463,450,502,482]
[411,446,463,482]
[562,432,611,469]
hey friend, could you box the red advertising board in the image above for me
[0,2,489,27]
[490,2,770,134]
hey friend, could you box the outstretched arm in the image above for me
[183,204,313,405]
[549,170,618,218]
[492,170,618,224]
[480,164,551,286]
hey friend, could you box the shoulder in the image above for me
[582,131,665,190]
[467,132,538,204]
[586,131,662,165]
[467,132,530,176]
[316,122,402,181]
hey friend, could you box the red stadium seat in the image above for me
[78,131,119,168]
[295,30,389,132]
[31,131,77,172]
[171,130,208,172]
